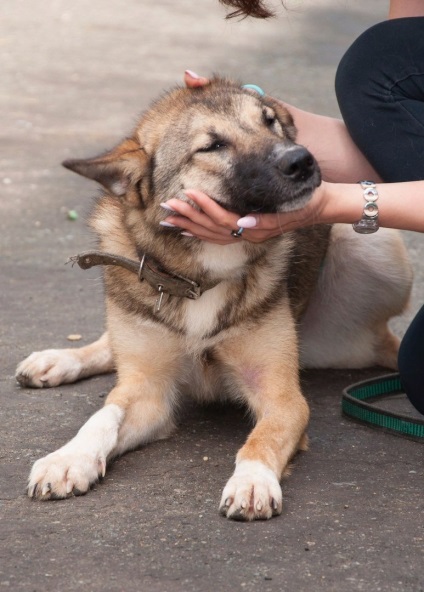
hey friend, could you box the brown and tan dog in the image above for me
[16,78,412,520]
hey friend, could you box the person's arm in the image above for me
[312,180,424,232]
[388,0,424,19]
[162,180,424,244]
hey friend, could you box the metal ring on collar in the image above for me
[231,227,244,238]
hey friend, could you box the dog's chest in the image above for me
[183,282,230,339]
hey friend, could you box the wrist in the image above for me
[318,181,364,225]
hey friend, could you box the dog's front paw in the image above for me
[27,448,105,500]
[219,460,283,521]
[16,349,83,388]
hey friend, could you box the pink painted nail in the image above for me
[159,221,176,228]
[181,231,194,237]
[160,203,175,212]
[185,70,200,79]
[237,216,257,228]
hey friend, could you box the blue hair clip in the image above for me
[242,84,265,97]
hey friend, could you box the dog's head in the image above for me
[63,77,321,217]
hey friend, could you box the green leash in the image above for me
[342,373,424,440]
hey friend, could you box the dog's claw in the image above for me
[228,509,247,522]
[41,483,51,496]
[98,458,106,478]
[28,483,38,499]
[219,461,283,521]
[15,349,84,389]
[219,497,232,516]
[49,491,66,501]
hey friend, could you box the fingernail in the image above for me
[181,231,194,237]
[237,216,257,228]
[185,69,200,79]
[160,203,175,212]
[159,221,176,228]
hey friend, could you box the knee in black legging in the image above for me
[398,305,424,415]
[335,18,424,181]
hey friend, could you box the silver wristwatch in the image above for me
[352,180,379,234]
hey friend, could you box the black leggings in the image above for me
[335,17,424,414]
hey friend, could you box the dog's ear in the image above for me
[265,98,297,142]
[62,138,148,197]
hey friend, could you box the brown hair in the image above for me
[219,0,276,19]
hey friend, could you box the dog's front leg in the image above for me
[218,316,309,521]
[219,391,309,521]
[28,374,177,500]
[28,323,181,500]
[16,331,114,388]
[28,401,124,499]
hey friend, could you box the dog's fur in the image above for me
[16,78,413,520]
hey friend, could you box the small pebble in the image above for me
[67,334,82,341]
[67,209,78,221]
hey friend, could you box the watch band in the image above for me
[352,180,379,234]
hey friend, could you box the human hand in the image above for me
[161,183,329,245]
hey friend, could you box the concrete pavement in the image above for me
[1,1,423,590]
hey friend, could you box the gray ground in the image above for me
[1,1,423,591]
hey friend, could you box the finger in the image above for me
[178,219,237,245]
[176,216,283,244]
[184,70,211,88]
[183,190,240,229]
[164,212,231,238]
[238,211,312,233]
[237,212,283,231]
[163,209,284,244]
[164,196,239,233]
[187,230,236,245]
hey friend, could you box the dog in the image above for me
[16,78,413,520]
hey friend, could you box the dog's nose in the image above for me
[274,146,316,181]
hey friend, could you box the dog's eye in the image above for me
[198,140,227,153]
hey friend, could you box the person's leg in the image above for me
[335,17,424,182]
[398,306,424,415]
[336,18,424,414]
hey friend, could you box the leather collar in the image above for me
[69,250,212,311]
